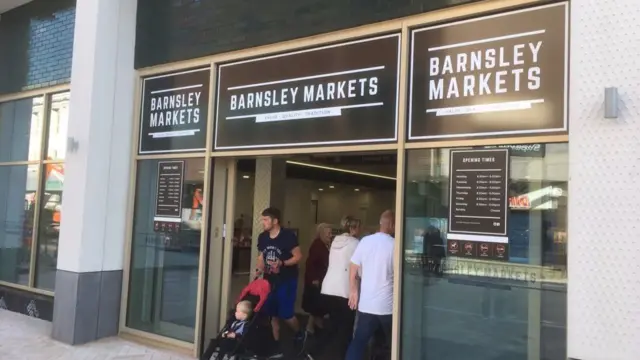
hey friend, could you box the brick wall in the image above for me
[135,0,479,69]
[0,0,75,95]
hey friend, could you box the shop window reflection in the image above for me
[0,165,38,286]
[0,97,44,162]
[35,163,64,291]
[46,92,70,161]
[127,158,205,342]
[401,143,568,360]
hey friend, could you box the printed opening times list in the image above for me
[155,161,185,218]
[447,149,509,260]
[154,161,185,234]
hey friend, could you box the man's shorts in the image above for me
[264,276,298,319]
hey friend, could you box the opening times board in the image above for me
[447,149,509,261]
[153,160,185,233]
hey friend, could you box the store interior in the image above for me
[227,152,398,311]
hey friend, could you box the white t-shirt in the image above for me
[351,232,394,315]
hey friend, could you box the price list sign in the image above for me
[153,161,185,233]
[447,149,509,261]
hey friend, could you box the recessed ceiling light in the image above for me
[319,188,324,191]
[354,188,360,192]
[242,175,250,179]
[329,185,335,189]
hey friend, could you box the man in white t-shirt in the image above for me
[345,210,395,360]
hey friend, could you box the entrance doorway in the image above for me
[202,151,397,358]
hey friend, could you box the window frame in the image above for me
[0,84,70,296]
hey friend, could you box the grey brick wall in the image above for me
[0,0,75,95]
[135,0,479,69]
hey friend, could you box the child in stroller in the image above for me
[202,278,273,360]
[202,278,314,360]
[209,300,253,359]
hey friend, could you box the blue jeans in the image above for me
[345,311,392,360]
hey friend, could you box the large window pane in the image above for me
[127,158,205,342]
[35,163,65,291]
[46,92,70,161]
[0,165,38,285]
[0,97,44,162]
[401,143,568,360]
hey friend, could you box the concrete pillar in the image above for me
[568,0,640,359]
[51,0,136,345]
[249,157,287,277]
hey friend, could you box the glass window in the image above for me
[127,158,205,342]
[401,143,568,360]
[0,97,44,162]
[46,92,70,161]
[35,163,65,291]
[0,165,38,286]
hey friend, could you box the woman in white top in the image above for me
[320,215,361,358]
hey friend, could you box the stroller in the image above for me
[201,277,313,360]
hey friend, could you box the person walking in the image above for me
[255,207,307,356]
[345,210,395,360]
[302,223,332,335]
[320,216,361,359]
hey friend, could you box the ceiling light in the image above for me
[242,175,250,179]
[319,188,324,191]
[329,185,335,189]
[285,160,396,180]
[354,188,360,192]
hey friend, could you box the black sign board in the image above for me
[153,161,185,233]
[139,68,211,154]
[447,149,509,261]
[215,34,400,150]
[409,2,568,140]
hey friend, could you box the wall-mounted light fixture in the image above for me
[604,87,619,119]
[67,137,79,153]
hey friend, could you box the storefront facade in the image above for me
[0,0,74,320]
[1,0,638,359]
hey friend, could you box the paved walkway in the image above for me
[0,310,193,360]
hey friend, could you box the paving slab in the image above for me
[0,310,193,360]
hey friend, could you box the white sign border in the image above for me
[138,67,211,155]
[214,33,402,150]
[408,1,569,141]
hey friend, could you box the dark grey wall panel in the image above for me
[0,0,75,95]
[135,0,480,69]
[0,285,54,321]
[51,269,122,345]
